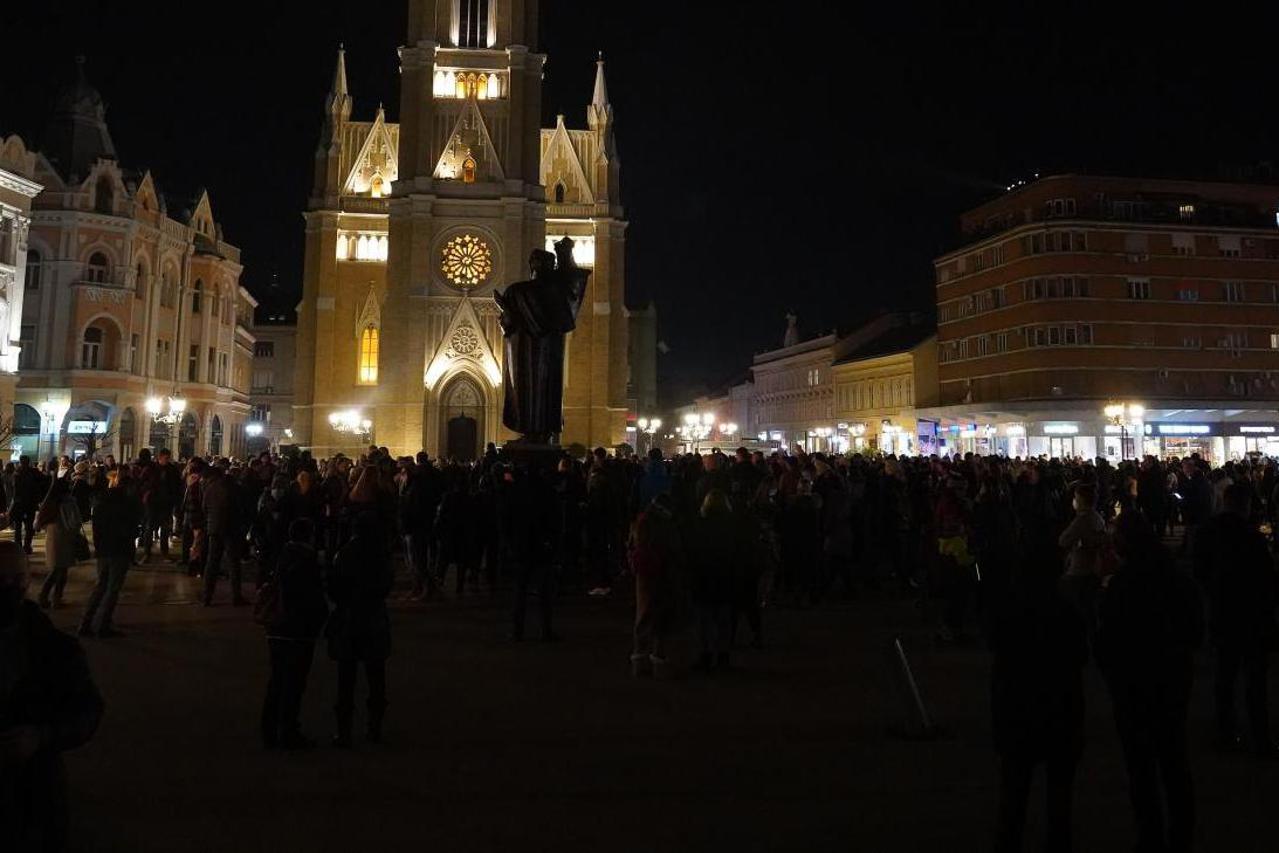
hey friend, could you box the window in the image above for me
[250,404,271,423]
[958,339,969,359]
[134,263,146,299]
[252,369,275,392]
[1271,333,1279,350]
[254,341,275,358]
[976,335,990,356]
[1033,328,1046,347]
[86,252,109,284]
[1179,204,1195,221]
[192,280,203,314]
[1218,235,1242,257]
[1171,232,1195,256]
[457,0,492,48]
[1046,198,1076,218]
[1080,325,1094,345]
[19,325,35,369]
[1127,278,1151,300]
[1184,335,1201,349]
[207,346,215,381]
[554,183,566,204]
[188,345,200,382]
[218,352,229,386]
[81,327,103,369]
[1224,281,1246,303]
[1178,288,1199,302]
[996,332,1009,353]
[161,272,176,308]
[1064,326,1077,345]
[24,250,40,290]
[359,325,379,384]
[155,339,171,380]
[130,334,140,373]
[1048,326,1061,346]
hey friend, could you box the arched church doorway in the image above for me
[440,376,484,462]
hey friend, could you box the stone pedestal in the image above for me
[501,440,564,473]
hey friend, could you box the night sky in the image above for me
[5,3,1278,403]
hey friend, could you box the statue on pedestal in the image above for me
[494,237,590,445]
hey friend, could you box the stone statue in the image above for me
[783,312,799,348]
[495,237,590,444]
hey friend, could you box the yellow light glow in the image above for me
[358,326,379,384]
[441,234,492,289]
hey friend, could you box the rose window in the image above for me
[441,234,493,290]
[450,325,479,356]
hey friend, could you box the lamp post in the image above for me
[678,412,715,453]
[329,409,373,444]
[1104,401,1144,461]
[146,391,187,452]
[637,416,662,455]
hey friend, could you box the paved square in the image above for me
[26,553,1279,853]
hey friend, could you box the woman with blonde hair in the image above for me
[36,477,83,609]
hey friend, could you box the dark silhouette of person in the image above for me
[261,518,329,750]
[0,540,104,851]
[326,511,393,746]
[510,465,559,642]
[1097,512,1204,853]
[988,545,1087,853]
[1193,482,1278,757]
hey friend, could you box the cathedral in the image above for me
[293,0,630,459]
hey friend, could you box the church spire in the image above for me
[587,52,613,134]
[325,45,352,125]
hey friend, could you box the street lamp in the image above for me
[146,392,187,426]
[1104,400,1144,461]
[329,409,373,442]
[637,416,662,455]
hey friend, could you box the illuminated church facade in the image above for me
[293,0,630,459]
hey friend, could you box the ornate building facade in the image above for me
[0,135,42,431]
[293,0,630,459]
[13,61,255,461]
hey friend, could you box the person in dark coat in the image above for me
[0,541,104,852]
[1097,512,1205,853]
[689,489,742,672]
[989,546,1088,853]
[200,464,246,607]
[510,465,559,642]
[629,494,682,677]
[325,511,393,746]
[1193,482,1279,756]
[261,518,329,750]
[10,456,45,554]
[77,469,142,637]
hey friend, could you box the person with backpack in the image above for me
[259,518,329,750]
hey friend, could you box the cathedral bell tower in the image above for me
[377,0,547,458]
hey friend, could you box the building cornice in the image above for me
[0,169,42,198]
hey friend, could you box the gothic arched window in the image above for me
[462,156,477,184]
[358,325,380,385]
[192,279,203,314]
[458,0,492,49]
[554,183,566,204]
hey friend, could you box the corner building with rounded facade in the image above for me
[294,0,630,459]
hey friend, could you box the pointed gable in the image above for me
[133,171,160,214]
[424,297,502,390]
[433,99,505,184]
[342,109,399,198]
[190,190,215,237]
[540,117,593,204]
[355,283,381,336]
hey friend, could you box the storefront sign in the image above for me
[1156,424,1210,436]
[1043,424,1079,435]
[1237,426,1276,435]
[67,420,108,434]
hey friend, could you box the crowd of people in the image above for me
[2,442,1276,852]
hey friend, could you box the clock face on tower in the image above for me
[441,233,493,291]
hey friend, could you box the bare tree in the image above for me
[69,423,116,460]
